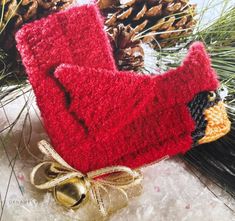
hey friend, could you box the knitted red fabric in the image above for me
[54,44,219,171]
[16,5,219,172]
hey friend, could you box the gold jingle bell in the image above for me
[53,177,89,209]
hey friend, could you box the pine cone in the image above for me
[0,0,74,50]
[109,24,144,71]
[98,0,197,49]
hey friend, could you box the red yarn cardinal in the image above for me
[16,5,227,173]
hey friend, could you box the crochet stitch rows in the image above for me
[16,5,219,172]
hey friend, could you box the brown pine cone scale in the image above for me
[99,0,197,49]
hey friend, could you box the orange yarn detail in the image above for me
[198,101,231,144]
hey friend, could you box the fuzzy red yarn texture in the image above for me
[16,5,220,172]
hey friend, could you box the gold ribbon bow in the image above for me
[30,140,143,216]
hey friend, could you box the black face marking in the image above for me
[188,91,221,145]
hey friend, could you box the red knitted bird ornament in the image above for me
[16,5,220,173]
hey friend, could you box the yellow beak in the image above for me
[198,101,231,144]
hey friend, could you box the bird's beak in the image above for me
[198,101,231,144]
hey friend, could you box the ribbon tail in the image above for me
[96,170,143,189]
[108,185,129,211]
[90,183,110,216]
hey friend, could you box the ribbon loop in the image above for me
[30,140,143,216]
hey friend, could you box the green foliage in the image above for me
[198,7,235,106]
[199,7,235,47]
